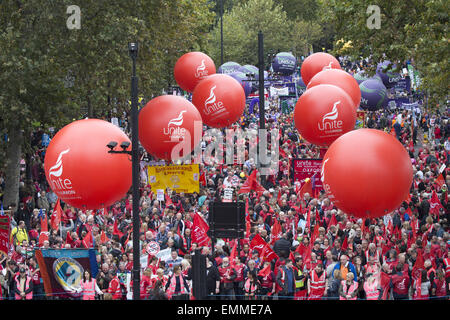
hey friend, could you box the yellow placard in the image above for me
[147,164,200,194]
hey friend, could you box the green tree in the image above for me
[206,0,295,65]
[327,0,449,105]
[0,0,214,208]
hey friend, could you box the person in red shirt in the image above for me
[257,261,275,299]
[28,257,44,300]
[431,269,447,300]
[140,268,153,300]
[218,257,236,300]
[107,270,122,300]
[232,256,245,300]
[390,263,410,300]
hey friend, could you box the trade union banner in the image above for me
[0,215,10,255]
[292,159,323,193]
[147,164,200,194]
[35,248,98,298]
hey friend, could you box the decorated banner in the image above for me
[146,241,161,256]
[292,159,323,193]
[35,248,98,298]
[0,215,10,255]
[155,247,172,262]
[355,111,366,129]
[147,164,200,194]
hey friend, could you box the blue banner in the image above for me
[35,248,98,298]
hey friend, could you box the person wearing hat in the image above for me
[13,267,33,300]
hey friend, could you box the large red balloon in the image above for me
[174,52,216,92]
[139,95,202,161]
[293,84,356,146]
[300,52,341,85]
[44,119,131,210]
[192,74,245,128]
[307,69,361,109]
[321,128,413,218]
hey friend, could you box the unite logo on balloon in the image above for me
[318,101,343,132]
[204,85,225,116]
[195,59,209,79]
[164,110,187,141]
[322,61,334,71]
[48,148,74,193]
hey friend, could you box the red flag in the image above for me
[298,178,313,200]
[50,199,62,230]
[38,211,49,247]
[192,213,210,247]
[429,190,443,219]
[270,219,282,245]
[65,231,73,246]
[341,235,348,251]
[258,264,271,277]
[245,197,250,222]
[310,223,320,244]
[238,170,266,196]
[165,193,173,207]
[412,249,424,280]
[435,174,445,188]
[100,230,108,244]
[387,219,394,236]
[380,271,391,300]
[82,230,93,248]
[305,208,311,232]
[229,240,237,267]
[327,213,337,233]
[113,219,124,239]
[250,234,278,262]
[276,189,282,206]
[200,170,207,187]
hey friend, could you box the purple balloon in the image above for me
[353,71,369,84]
[229,71,252,97]
[359,79,388,111]
[297,77,307,94]
[376,61,401,89]
[272,52,296,75]
[218,61,241,74]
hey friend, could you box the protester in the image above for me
[0,60,448,301]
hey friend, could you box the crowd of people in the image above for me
[0,65,449,301]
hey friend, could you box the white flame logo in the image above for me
[49,148,70,178]
[168,111,187,127]
[204,85,217,107]
[321,158,330,183]
[196,59,206,73]
[322,101,340,123]
[322,61,334,70]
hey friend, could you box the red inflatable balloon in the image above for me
[293,84,356,146]
[139,95,202,161]
[174,52,216,92]
[307,69,361,109]
[300,52,341,85]
[321,128,413,218]
[192,74,246,128]
[44,119,131,210]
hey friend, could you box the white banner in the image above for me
[155,247,172,261]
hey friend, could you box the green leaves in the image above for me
[327,0,449,106]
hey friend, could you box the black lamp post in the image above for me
[107,42,141,300]
[220,0,224,65]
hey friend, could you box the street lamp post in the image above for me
[128,41,141,301]
[220,0,224,65]
[258,31,266,186]
[108,42,141,300]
